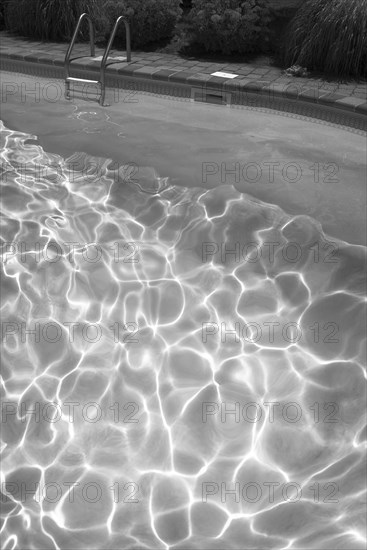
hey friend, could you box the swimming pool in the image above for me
[1,71,366,550]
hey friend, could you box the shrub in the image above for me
[0,0,10,30]
[5,0,105,41]
[102,0,182,49]
[185,0,271,55]
[283,0,367,78]
[266,3,301,55]
[180,0,192,11]
[5,0,39,37]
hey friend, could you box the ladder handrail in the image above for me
[65,13,95,79]
[99,16,131,106]
[65,14,132,106]
[100,16,131,104]
[101,16,131,68]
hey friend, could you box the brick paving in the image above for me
[1,31,366,114]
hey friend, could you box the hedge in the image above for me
[185,0,272,55]
[102,0,182,49]
[5,0,105,41]
[4,0,182,48]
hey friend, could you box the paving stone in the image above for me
[117,64,145,76]
[298,88,321,102]
[355,102,367,114]
[318,92,349,105]
[186,73,213,86]
[52,59,65,67]
[168,71,194,83]
[222,78,251,92]
[151,68,178,81]
[205,76,228,90]
[243,81,268,92]
[131,66,161,78]
[251,69,271,75]
[23,53,42,63]
[336,96,366,107]
[1,30,365,114]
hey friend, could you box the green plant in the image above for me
[0,0,10,30]
[5,0,105,41]
[283,0,367,78]
[185,0,271,55]
[102,0,182,49]
[5,0,39,37]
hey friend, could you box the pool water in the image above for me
[0,73,366,550]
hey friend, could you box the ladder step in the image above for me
[66,77,100,85]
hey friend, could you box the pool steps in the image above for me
[65,13,131,106]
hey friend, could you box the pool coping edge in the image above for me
[1,53,367,124]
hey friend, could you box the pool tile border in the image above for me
[355,102,367,115]
[0,39,366,120]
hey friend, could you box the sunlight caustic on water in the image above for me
[0,107,366,550]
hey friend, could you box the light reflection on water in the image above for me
[0,120,366,550]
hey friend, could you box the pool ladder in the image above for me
[64,13,131,106]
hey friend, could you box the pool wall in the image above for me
[1,54,367,134]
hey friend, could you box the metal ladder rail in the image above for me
[99,16,131,106]
[64,13,98,100]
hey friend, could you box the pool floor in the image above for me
[0,71,366,550]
